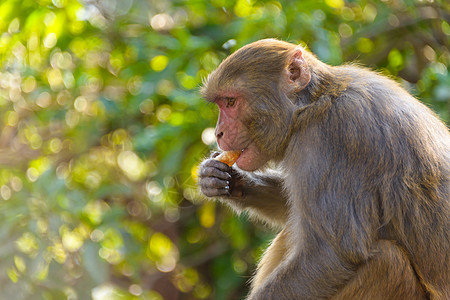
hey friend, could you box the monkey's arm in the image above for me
[249,170,380,299]
[198,158,288,227]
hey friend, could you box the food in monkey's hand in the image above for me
[215,150,242,166]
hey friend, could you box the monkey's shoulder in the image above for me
[333,66,442,125]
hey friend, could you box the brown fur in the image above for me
[332,240,427,299]
[198,39,450,299]
[252,228,289,289]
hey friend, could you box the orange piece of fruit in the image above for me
[215,150,241,166]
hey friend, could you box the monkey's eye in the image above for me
[225,97,236,108]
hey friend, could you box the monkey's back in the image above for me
[332,66,450,298]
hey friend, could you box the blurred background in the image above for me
[0,0,448,299]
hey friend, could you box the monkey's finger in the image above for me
[201,158,230,171]
[198,177,229,189]
[201,187,230,197]
[198,165,231,181]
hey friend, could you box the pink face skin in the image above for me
[214,94,270,171]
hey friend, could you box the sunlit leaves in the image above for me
[7,266,19,283]
[15,232,38,256]
[28,157,50,180]
[1,185,12,200]
[83,201,109,226]
[150,55,169,72]
[174,267,199,293]
[357,37,374,53]
[178,73,197,90]
[234,0,259,18]
[325,0,344,10]
[50,240,67,264]
[117,150,147,181]
[147,232,178,273]
[198,201,215,228]
[338,23,353,39]
[388,48,404,71]
[61,226,85,252]
[0,0,448,299]
[0,2,15,32]
[99,228,124,265]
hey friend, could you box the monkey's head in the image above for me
[201,39,311,171]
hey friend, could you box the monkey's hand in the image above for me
[198,156,289,227]
[198,158,245,198]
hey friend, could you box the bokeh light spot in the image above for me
[357,38,374,53]
[43,33,57,49]
[150,13,174,31]
[201,127,216,145]
[150,55,169,72]
[325,0,344,9]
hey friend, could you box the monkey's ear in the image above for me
[287,48,311,92]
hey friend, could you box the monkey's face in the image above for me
[201,39,312,170]
[214,94,270,171]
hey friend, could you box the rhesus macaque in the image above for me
[198,39,449,300]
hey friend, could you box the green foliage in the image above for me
[0,0,448,299]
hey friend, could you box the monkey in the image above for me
[198,39,450,299]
